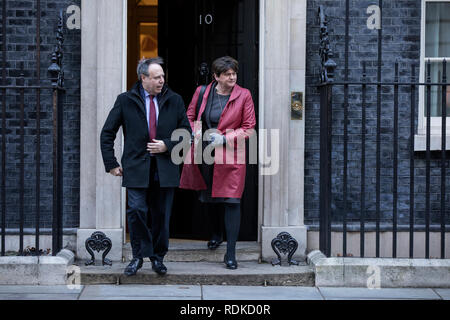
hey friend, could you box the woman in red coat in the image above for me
[179,56,256,269]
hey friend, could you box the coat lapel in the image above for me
[156,85,169,112]
[220,84,243,117]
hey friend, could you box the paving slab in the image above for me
[318,287,442,300]
[80,296,201,300]
[0,285,83,294]
[434,289,450,300]
[0,293,79,300]
[202,285,324,300]
[79,285,201,300]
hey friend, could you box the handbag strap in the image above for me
[195,85,207,119]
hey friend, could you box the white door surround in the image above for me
[78,0,308,262]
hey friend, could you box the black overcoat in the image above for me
[100,81,191,188]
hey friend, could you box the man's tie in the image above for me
[149,95,157,141]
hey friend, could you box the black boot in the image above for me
[223,203,240,270]
[206,204,224,250]
[224,253,238,270]
[207,239,223,250]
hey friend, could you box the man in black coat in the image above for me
[100,57,191,276]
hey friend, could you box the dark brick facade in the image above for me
[1,0,448,232]
[305,0,450,228]
[1,0,81,228]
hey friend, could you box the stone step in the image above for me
[78,261,315,286]
[123,240,261,262]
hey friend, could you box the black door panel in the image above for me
[159,0,259,241]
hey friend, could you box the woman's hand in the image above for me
[209,132,226,147]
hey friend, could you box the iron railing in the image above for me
[318,5,448,259]
[0,7,65,256]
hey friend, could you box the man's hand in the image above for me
[109,167,123,176]
[147,139,168,154]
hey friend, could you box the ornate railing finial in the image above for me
[271,232,300,266]
[85,231,112,266]
[318,5,337,83]
[48,10,64,87]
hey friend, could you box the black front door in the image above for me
[159,0,259,241]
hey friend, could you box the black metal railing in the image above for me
[0,7,65,257]
[318,6,448,259]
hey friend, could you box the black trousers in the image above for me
[127,158,174,262]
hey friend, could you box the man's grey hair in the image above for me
[137,57,164,79]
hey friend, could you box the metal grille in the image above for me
[318,4,448,259]
[0,3,65,257]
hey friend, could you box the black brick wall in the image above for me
[2,0,448,232]
[305,0,450,228]
[1,0,81,228]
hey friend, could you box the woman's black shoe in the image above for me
[207,239,223,250]
[223,254,238,270]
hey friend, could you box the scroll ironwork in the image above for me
[271,232,299,266]
[85,231,113,266]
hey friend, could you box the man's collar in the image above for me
[140,85,155,98]
[139,83,152,100]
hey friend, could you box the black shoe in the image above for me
[124,258,143,276]
[151,260,167,275]
[207,239,223,250]
[224,254,238,270]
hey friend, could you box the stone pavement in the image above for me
[0,285,448,300]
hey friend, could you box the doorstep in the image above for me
[79,240,313,286]
[123,240,261,262]
[77,260,315,286]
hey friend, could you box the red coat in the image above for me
[179,82,256,198]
